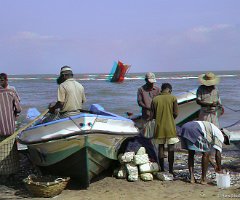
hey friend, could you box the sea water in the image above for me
[9,70,240,131]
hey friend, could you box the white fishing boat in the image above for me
[131,89,201,128]
[17,89,201,188]
[18,104,139,188]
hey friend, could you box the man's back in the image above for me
[152,92,177,138]
[58,78,86,113]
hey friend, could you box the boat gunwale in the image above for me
[17,129,139,145]
[25,112,133,131]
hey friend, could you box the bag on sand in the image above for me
[133,154,149,165]
[140,173,153,181]
[113,166,127,179]
[139,162,159,173]
[119,152,135,163]
[126,163,138,182]
[155,172,173,181]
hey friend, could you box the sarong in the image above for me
[182,137,211,152]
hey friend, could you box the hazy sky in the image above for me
[0,0,240,74]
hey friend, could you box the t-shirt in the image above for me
[137,84,160,120]
[151,92,177,139]
[180,121,224,152]
[197,121,224,152]
[58,78,86,113]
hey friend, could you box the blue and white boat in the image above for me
[17,89,201,188]
[18,104,139,188]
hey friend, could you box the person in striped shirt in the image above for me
[0,73,21,180]
[0,73,21,136]
[0,73,21,102]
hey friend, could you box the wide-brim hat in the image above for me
[198,72,220,86]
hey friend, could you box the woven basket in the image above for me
[23,174,70,198]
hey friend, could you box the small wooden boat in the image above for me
[108,60,130,82]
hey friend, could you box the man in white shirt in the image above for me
[49,66,86,118]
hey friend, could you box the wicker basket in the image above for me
[23,174,70,198]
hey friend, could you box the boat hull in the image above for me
[38,142,112,188]
[22,132,136,187]
[132,89,200,128]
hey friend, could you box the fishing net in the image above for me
[0,135,19,175]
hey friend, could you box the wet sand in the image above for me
[1,150,240,200]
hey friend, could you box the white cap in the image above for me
[145,72,156,83]
[60,66,72,74]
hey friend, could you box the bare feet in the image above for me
[190,177,197,184]
[200,180,208,185]
[169,170,176,178]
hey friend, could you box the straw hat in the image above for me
[198,72,220,86]
[145,72,156,83]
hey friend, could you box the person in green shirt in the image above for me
[151,83,178,174]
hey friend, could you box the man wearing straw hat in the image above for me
[0,73,21,182]
[196,72,223,128]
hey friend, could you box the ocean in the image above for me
[8,70,240,131]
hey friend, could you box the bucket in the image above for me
[216,173,230,189]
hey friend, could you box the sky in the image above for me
[0,0,240,75]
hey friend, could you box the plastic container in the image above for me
[216,173,230,189]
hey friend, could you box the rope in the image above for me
[0,109,49,147]
[222,104,240,112]
[222,119,240,129]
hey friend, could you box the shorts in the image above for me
[153,137,179,145]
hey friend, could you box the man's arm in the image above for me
[215,149,222,173]
[49,101,64,114]
[137,88,148,109]
[173,99,178,119]
[13,93,21,117]
[209,149,222,173]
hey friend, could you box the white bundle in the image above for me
[113,166,127,179]
[117,153,124,164]
[128,174,138,182]
[136,147,146,155]
[139,162,159,173]
[120,152,135,163]
[126,163,138,182]
[133,154,149,165]
[125,163,138,176]
[140,173,153,181]
[155,172,173,181]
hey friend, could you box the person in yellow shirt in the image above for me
[49,66,86,118]
[151,83,178,174]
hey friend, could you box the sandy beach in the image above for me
[1,149,240,200]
